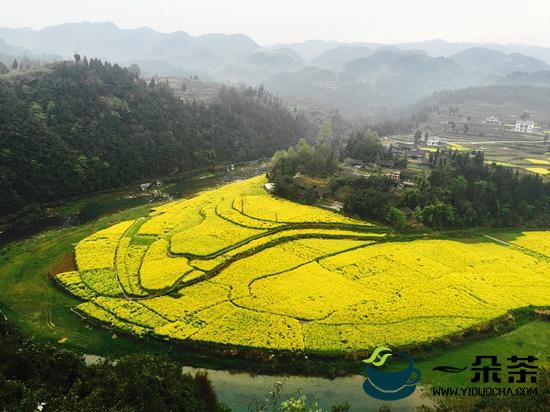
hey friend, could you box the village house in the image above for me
[385,171,401,182]
[374,159,396,168]
[408,149,427,160]
[426,136,445,147]
[343,157,365,167]
[292,174,331,199]
[514,120,535,134]
[485,116,500,125]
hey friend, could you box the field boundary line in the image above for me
[483,234,512,246]
[483,234,549,260]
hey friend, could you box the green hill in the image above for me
[0,60,307,216]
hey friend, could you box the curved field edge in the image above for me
[0,194,547,378]
[43,280,550,362]
[49,176,550,355]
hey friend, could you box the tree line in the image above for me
[342,150,549,229]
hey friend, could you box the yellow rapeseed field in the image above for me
[58,176,550,353]
[526,158,550,165]
[140,239,195,290]
[509,231,550,257]
[526,167,550,175]
[75,220,134,271]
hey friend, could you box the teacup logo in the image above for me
[362,346,421,401]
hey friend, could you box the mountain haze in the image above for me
[3,22,550,114]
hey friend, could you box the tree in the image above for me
[0,62,8,74]
[0,316,227,410]
[450,175,468,202]
[11,59,18,70]
[309,143,337,177]
[295,138,313,171]
[74,53,81,63]
[394,156,407,169]
[414,130,422,145]
[385,207,407,229]
[520,111,530,121]
[344,187,393,221]
[317,121,333,145]
[303,187,317,205]
[417,202,455,230]
[344,129,385,162]
[128,63,141,77]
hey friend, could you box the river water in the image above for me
[182,366,433,412]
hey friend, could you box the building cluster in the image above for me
[514,120,535,134]
[426,136,444,147]
[485,116,501,125]
[484,115,537,134]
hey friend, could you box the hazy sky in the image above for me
[2,0,550,46]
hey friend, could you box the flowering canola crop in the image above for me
[56,176,550,353]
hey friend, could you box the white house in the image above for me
[515,120,535,134]
[426,136,445,147]
[485,116,500,125]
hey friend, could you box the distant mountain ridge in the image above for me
[0,22,260,73]
[3,22,550,114]
[263,48,547,111]
[312,45,373,69]
[2,22,550,67]
[451,47,549,75]
[277,38,550,65]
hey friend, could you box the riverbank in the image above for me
[78,321,547,411]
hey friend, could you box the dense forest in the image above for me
[340,151,550,229]
[270,130,550,229]
[0,59,308,216]
[0,315,227,411]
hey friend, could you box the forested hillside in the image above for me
[0,60,308,216]
[414,85,550,109]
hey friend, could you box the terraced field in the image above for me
[54,176,550,353]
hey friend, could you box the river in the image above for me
[182,366,433,412]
